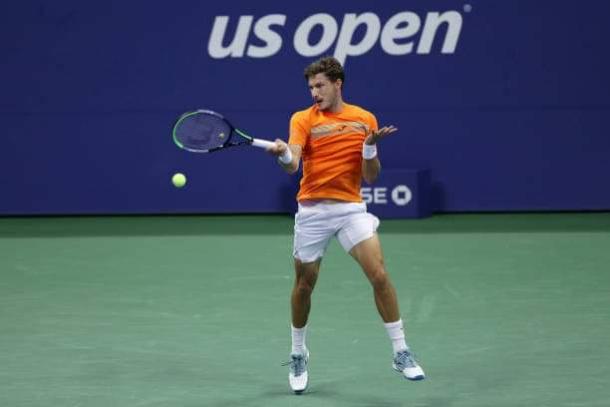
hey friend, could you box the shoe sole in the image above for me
[393,364,425,381]
[291,380,308,394]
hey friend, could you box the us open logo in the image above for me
[207,8,469,65]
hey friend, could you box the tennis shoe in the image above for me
[284,349,309,394]
[393,349,425,381]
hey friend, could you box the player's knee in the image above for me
[369,266,390,291]
[294,272,317,296]
[294,260,319,294]
[295,278,315,297]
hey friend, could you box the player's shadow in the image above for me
[254,380,455,407]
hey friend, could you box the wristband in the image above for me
[278,148,293,164]
[362,142,378,160]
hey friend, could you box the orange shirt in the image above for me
[289,103,378,202]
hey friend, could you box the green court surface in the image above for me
[1,213,609,407]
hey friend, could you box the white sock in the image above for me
[291,324,307,355]
[384,319,408,354]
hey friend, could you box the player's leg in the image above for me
[337,205,425,381]
[291,258,321,359]
[287,202,334,393]
[349,235,425,381]
[291,257,322,330]
[349,234,399,323]
[286,258,320,394]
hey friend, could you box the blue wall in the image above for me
[2,0,609,215]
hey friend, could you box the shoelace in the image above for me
[395,350,418,369]
[281,354,306,376]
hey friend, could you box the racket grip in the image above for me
[251,138,276,149]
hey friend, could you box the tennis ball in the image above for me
[172,172,186,188]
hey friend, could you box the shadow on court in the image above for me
[203,380,454,407]
[1,212,609,238]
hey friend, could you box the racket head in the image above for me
[172,110,252,153]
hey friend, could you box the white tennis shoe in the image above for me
[392,349,425,381]
[285,349,309,394]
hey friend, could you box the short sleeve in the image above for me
[289,111,308,147]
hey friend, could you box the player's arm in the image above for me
[362,151,381,184]
[362,125,398,184]
[268,140,302,174]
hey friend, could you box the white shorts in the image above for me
[293,201,380,263]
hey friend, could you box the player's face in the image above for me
[308,73,342,112]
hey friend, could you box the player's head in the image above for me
[304,56,344,112]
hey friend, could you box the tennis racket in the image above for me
[172,109,275,153]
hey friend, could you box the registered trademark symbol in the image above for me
[463,4,472,12]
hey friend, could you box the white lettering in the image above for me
[293,13,338,57]
[361,187,389,204]
[247,14,286,58]
[391,185,412,206]
[208,15,253,58]
[374,187,387,204]
[361,187,373,204]
[417,11,463,54]
[207,10,464,63]
[334,13,381,65]
[380,12,421,55]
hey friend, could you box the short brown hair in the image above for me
[304,56,345,87]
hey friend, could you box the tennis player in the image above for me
[268,56,425,393]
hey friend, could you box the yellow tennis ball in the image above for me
[172,173,186,188]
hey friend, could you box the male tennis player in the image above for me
[268,56,425,393]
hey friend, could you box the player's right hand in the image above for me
[267,139,289,156]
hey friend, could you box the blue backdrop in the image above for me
[1,0,609,215]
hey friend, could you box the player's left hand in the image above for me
[365,125,398,145]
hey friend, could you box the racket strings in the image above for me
[174,113,231,152]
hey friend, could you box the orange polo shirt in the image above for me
[289,103,378,202]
